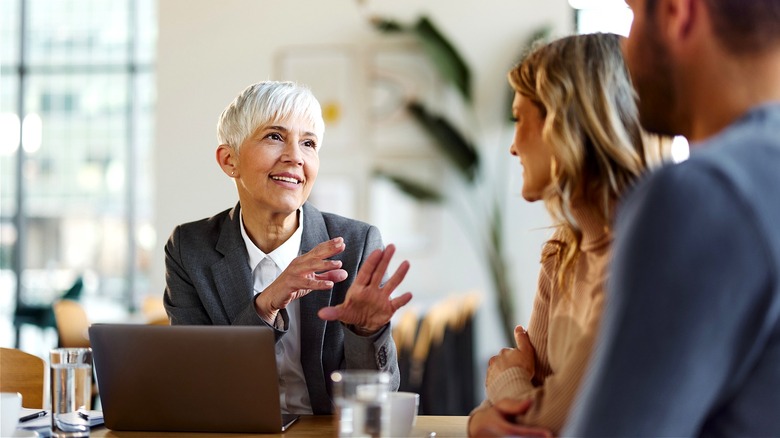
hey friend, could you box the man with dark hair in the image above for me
[564,0,780,436]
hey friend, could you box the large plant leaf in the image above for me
[407,100,479,182]
[412,17,471,102]
[374,170,443,203]
[490,200,502,252]
[369,16,471,102]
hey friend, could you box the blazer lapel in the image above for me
[299,202,334,327]
[212,203,253,322]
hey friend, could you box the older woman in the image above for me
[163,81,412,415]
[468,33,666,437]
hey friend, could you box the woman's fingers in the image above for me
[316,305,341,321]
[285,238,344,274]
[314,241,411,330]
[389,291,413,311]
[369,244,396,286]
[353,248,383,286]
[354,245,408,292]
[310,237,346,258]
[314,269,348,284]
[514,325,532,350]
[381,260,410,296]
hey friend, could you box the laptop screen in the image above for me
[89,324,297,433]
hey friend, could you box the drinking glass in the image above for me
[331,370,390,438]
[50,348,92,437]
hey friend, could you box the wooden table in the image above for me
[91,415,469,437]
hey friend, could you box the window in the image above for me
[0,0,157,348]
[571,0,633,36]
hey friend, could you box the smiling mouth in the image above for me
[271,175,302,184]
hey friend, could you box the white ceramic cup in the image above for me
[386,391,419,437]
[1,392,22,437]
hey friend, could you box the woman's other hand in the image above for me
[468,399,552,438]
[254,237,348,324]
[486,325,536,387]
[317,243,412,335]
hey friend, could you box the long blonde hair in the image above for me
[508,33,665,288]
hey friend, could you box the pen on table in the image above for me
[19,410,47,423]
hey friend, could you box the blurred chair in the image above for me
[53,299,91,348]
[12,275,83,348]
[146,315,171,325]
[61,276,85,301]
[392,309,419,357]
[0,348,45,408]
[402,291,482,415]
[392,308,420,394]
[141,296,170,325]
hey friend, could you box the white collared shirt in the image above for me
[240,209,313,415]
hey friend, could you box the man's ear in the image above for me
[659,0,698,45]
[216,144,238,177]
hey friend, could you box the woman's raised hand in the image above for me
[254,237,348,324]
[317,244,412,335]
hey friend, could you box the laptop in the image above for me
[89,324,299,433]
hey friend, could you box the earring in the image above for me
[231,170,235,176]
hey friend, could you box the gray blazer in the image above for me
[163,202,400,414]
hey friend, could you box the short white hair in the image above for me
[217,81,325,152]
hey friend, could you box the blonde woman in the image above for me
[468,33,666,437]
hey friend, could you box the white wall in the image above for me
[154,0,573,389]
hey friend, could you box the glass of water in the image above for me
[331,370,390,438]
[50,348,92,437]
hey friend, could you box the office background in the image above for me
[2,0,639,402]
